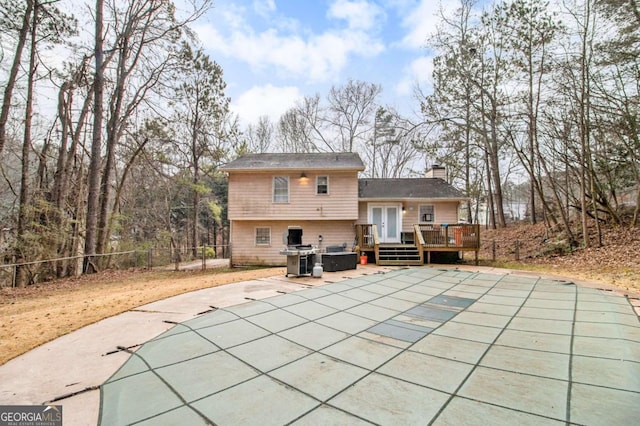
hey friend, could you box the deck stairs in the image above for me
[376,244,422,266]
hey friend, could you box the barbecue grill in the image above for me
[279,227,318,277]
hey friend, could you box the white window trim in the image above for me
[272,176,289,203]
[316,175,329,195]
[255,227,271,246]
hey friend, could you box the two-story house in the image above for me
[220,153,479,266]
[220,152,365,265]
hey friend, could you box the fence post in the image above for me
[202,245,206,271]
[491,240,496,262]
[147,248,152,271]
[515,240,520,261]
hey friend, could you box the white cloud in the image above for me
[399,0,443,49]
[395,56,433,97]
[397,0,471,50]
[231,84,302,125]
[252,0,276,18]
[194,2,385,83]
[327,0,385,31]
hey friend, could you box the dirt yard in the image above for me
[0,267,284,365]
[479,221,640,295]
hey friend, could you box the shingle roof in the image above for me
[358,178,467,200]
[220,152,365,171]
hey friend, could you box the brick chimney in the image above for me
[425,164,446,179]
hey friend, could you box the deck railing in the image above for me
[356,224,377,250]
[414,225,426,257]
[356,223,479,265]
[415,223,480,249]
[356,223,480,250]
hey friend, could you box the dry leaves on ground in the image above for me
[0,267,284,365]
[479,221,640,294]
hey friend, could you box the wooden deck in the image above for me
[356,224,480,266]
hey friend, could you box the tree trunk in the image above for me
[528,51,537,225]
[96,38,130,257]
[0,0,34,156]
[578,0,592,248]
[464,84,472,223]
[84,0,105,273]
[52,62,92,219]
[15,1,38,287]
[95,121,117,258]
[105,138,150,249]
[191,144,200,259]
[192,186,199,258]
[537,148,575,244]
[53,82,93,278]
[51,82,72,207]
[190,90,201,259]
[632,186,640,227]
[488,113,506,228]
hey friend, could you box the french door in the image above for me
[369,204,401,243]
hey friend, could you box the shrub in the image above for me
[198,246,216,259]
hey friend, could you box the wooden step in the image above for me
[377,244,422,265]
[378,255,421,260]
[377,258,423,266]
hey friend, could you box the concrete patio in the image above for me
[96,267,640,425]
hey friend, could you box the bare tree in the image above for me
[277,80,382,154]
[14,0,39,285]
[245,116,274,153]
[0,0,34,157]
[10,0,77,284]
[84,0,213,271]
[327,79,382,152]
[84,0,105,273]
[497,0,562,225]
[366,107,421,178]
[277,108,315,152]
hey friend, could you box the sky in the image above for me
[192,0,461,126]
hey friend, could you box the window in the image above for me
[419,205,435,223]
[316,176,329,195]
[273,176,289,202]
[255,227,271,246]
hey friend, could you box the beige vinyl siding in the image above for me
[403,201,460,228]
[357,201,461,232]
[228,171,359,220]
[230,220,357,266]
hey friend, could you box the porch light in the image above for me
[300,172,309,183]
